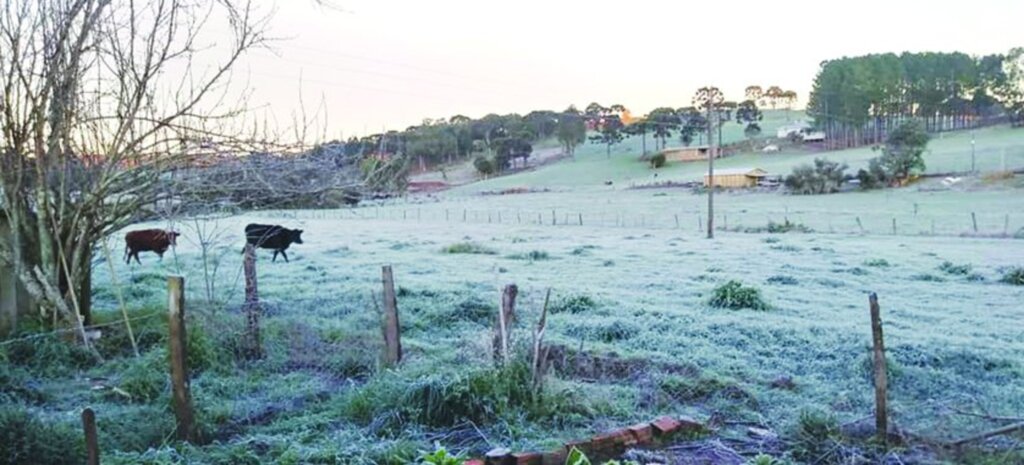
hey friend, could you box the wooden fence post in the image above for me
[578,213,583,226]
[1004,214,1010,236]
[674,214,680,229]
[891,217,897,235]
[971,212,978,233]
[551,210,556,226]
[494,284,518,365]
[82,407,100,465]
[856,216,865,233]
[381,266,402,366]
[869,292,888,446]
[463,209,468,222]
[243,244,262,359]
[167,276,196,442]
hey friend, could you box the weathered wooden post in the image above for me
[698,214,703,232]
[892,217,897,235]
[463,209,468,222]
[674,214,680,229]
[494,284,518,365]
[869,292,888,446]
[243,244,262,359]
[578,213,583,226]
[1005,214,1010,236]
[971,212,978,233]
[856,216,865,233]
[551,209,556,226]
[167,276,196,442]
[82,407,100,465]
[381,266,402,366]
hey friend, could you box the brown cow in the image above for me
[124,229,180,264]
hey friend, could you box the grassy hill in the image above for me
[456,122,1024,193]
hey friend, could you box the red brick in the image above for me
[627,422,654,444]
[465,460,485,465]
[650,415,683,436]
[511,452,542,465]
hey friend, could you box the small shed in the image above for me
[703,167,768,188]
[662,145,713,162]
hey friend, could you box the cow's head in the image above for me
[167,230,181,246]
[291,229,304,244]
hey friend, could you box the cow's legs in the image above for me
[133,251,142,265]
[281,250,289,263]
[272,250,278,262]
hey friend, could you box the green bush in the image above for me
[1001,267,1024,285]
[709,281,770,310]
[649,152,667,169]
[0,406,84,465]
[784,158,848,194]
[473,156,495,176]
[441,242,496,255]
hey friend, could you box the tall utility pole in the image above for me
[694,87,724,239]
[706,104,716,239]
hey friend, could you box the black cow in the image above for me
[243,224,304,262]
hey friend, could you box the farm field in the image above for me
[6,195,1023,463]
[457,124,1024,192]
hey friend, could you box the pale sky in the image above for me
[220,0,1023,139]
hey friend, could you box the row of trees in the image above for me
[807,49,1024,149]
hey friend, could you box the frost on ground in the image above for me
[8,186,1023,463]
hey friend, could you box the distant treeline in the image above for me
[808,49,1024,149]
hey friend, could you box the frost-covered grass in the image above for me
[4,181,1024,462]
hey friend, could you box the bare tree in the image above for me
[0,0,271,342]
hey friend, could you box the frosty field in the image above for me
[43,183,1020,462]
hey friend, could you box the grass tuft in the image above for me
[441,242,496,255]
[709,281,771,310]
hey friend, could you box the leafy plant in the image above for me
[709,281,770,310]
[418,443,465,465]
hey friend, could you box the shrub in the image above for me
[441,242,496,255]
[1,334,96,377]
[1001,267,1024,285]
[473,156,495,176]
[0,406,84,465]
[857,120,928,189]
[938,261,972,275]
[792,409,842,462]
[784,158,848,194]
[708,281,770,310]
[649,152,667,169]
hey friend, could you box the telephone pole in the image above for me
[706,104,716,239]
